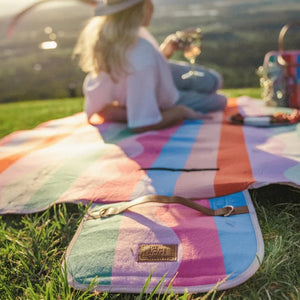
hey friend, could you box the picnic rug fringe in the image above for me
[0,96,299,293]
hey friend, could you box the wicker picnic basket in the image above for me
[258,23,300,108]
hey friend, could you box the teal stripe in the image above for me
[67,210,123,285]
[24,147,106,210]
[110,128,134,144]
[99,124,133,144]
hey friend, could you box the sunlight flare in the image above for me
[39,41,58,50]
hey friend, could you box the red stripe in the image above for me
[214,98,255,196]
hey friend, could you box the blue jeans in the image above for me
[169,61,227,113]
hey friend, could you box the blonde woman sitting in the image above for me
[74,0,227,133]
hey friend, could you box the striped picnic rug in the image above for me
[1,96,299,293]
[0,97,299,214]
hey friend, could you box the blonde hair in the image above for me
[73,1,145,81]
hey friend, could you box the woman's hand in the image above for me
[96,102,127,123]
[159,34,179,59]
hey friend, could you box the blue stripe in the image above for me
[209,192,257,279]
[148,120,203,195]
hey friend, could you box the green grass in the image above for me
[0,89,299,299]
[0,88,262,140]
[0,97,84,139]
[220,87,262,99]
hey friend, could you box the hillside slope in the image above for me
[0,0,299,102]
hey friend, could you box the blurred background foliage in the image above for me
[0,0,300,103]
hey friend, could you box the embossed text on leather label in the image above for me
[137,244,178,262]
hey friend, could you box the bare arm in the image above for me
[96,103,127,123]
[159,34,179,59]
[131,105,205,133]
[91,103,205,133]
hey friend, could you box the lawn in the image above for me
[0,89,299,299]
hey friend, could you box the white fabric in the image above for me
[83,28,179,128]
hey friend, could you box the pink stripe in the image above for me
[111,204,181,288]
[65,145,143,202]
[0,131,25,147]
[237,96,271,116]
[174,113,222,199]
[72,125,180,203]
[120,125,180,167]
[156,200,226,286]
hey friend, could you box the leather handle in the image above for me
[88,195,249,220]
[279,23,300,52]
[278,23,300,66]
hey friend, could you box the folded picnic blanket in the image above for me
[65,190,264,294]
[0,96,299,214]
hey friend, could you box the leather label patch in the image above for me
[137,244,178,262]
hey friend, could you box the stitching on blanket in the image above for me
[140,167,219,172]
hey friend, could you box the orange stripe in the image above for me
[0,135,68,173]
[0,121,86,173]
[214,98,255,196]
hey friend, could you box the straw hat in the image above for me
[95,0,145,16]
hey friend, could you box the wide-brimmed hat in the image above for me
[95,0,145,16]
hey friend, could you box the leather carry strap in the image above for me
[88,195,249,220]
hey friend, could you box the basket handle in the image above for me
[278,23,300,66]
[279,22,300,52]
